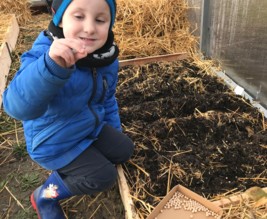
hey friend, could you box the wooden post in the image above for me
[0,14,19,108]
[119,52,188,68]
[117,165,140,219]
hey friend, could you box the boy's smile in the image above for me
[60,0,111,54]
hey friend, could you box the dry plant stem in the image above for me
[0,127,23,137]
[71,195,85,207]
[0,181,8,193]
[101,201,112,215]
[0,0,32,25]
[262,112,265,131]
[89,203,102,219]
[129,160,150,177]
[167,149,192,194]
[0,152,12,166]
[87,193,103,208]
[4,186,25,210]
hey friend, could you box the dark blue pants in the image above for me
[57,125,134,195]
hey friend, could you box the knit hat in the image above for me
[51,0,116,29]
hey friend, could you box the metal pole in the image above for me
[200,0,211,57]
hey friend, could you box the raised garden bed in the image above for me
[116,59,267,218]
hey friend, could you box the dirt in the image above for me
[116,60,267,216]
[0,150,125,219]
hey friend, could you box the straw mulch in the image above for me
[0,0,32,25]
[218,187,267,218]
[114,0,198,60]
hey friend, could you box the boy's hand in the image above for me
[49,38,87,68]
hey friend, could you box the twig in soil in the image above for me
[14,120,20,146]
[167,150,191,193]
[259,144,267,149]
[238,177,267,183]
[194,108,204,117]
[150,136,161,151]
[89,203,102,219]
[131,194,154,214]
[75,196,86,207]
[4,185,25,210]
[261,112,265,131]
[101,200,112,216]
[0,127,23,137]
[0,180,8,193]
[87,192,103,208]
[129,160,150,177]
[0,151,13,166]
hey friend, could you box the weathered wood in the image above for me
[117,165,140,219]
[213,187,267,207]
[4,14,20,51]
[119,52,188,68]
[0,43,12,108]
[0,14,19,108]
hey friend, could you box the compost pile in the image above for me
[117,60,267,217]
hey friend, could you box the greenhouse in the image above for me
[0,0,266,219]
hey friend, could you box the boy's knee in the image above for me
[122,138,135,162]
[91,164,118,191]
[69,163,118,195]
[115,137,135,164]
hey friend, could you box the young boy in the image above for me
[2,0,134,218]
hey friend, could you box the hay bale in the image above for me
[0,0,32,25]
[114,0,198,59]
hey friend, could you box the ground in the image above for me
[117,61,267,217]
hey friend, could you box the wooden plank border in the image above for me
[0,14,19,108]
[117,165,140,219]
[119,52,188,68]
[212,187,267,207]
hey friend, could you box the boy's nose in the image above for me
[84,20,96,34]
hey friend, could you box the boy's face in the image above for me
[60,0,111,54]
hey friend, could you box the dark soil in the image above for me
[116,60,267,216]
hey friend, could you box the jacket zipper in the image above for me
[99,77,108,103]
[88,68,100,128]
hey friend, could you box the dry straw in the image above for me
[114,0,198,60]
[0,0,32,25]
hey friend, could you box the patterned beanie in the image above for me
[51,0,116,29]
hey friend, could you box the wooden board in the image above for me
[119,52,188,68]
[212,187,267,207]
[118,165,267,219]
[117,165,140,219]
[0,14,19,108]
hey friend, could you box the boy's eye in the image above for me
[96,19,105,23]
[74,14,84,19]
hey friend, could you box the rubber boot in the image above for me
[30,171,72,219]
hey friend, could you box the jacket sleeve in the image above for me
[2,38,74,121]
[103,64,122,131]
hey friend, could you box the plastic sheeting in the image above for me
[188,0,267,108]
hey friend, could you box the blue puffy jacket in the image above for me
[3,31,121,170]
